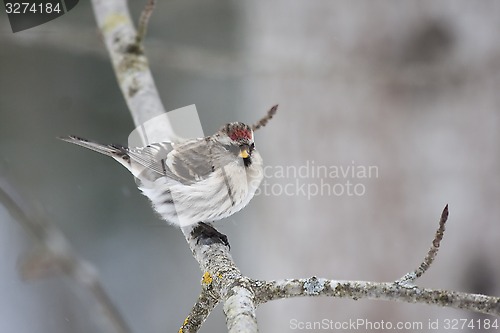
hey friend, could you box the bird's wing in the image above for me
[127,139,218,184]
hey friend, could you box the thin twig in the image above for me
[252,104,278,131]
[396,205,449,286]
[136,0,156,46]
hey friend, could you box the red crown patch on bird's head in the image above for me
[227,123,253,142]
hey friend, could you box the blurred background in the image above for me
[1,1,499,332]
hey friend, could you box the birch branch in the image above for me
[91,0,178,142]
[91,1,261,331]
[89,2,500,333]
[179,225,258,333]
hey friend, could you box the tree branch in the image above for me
[89,1,500,332]
[0,179,131,333]
[91,1,262,331]
[91,0,179,142]
[252,104,278,131]
[135,0,156,46]
[180,288,219,333]
[179,226,259,333]
[254,278,500,316]
[396,204,449,286]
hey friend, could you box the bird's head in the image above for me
[217,122,256,164]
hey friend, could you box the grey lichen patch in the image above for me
[254,279,302,303]
[437,292,451,306]
[332,281,365,300]
[252,281,272,302]
[333,282,350,295]
[395,272,418,288]
[285,279,302,296]
[303,276,325,296]
[225,277,254,299]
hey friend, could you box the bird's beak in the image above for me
[239,147,250,159]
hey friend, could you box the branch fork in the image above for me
[3,2,498,333]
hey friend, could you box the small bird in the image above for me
[59,122,264,233]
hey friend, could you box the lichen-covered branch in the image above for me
[92,1,262,331]
[254,277,500,317]
[90,1,499,332]
[179,288,219,333]
[180,226,259,333]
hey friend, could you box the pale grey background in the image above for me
[1,1,499,332]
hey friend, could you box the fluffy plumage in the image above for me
[60,122,263,228]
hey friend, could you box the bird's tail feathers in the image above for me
[58,135,128,159]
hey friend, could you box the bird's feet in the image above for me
[191,222,230,249]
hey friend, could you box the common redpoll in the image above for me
[60,122,263,233]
